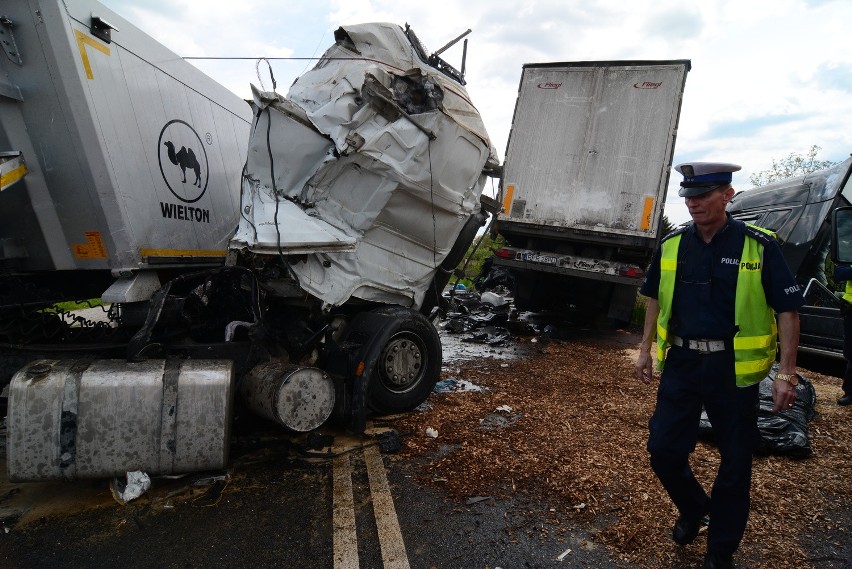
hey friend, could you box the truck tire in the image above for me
[367,306,442,415]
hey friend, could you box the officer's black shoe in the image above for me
[702,552,733,569]
[672,512,707,545]
[838,394,852,406]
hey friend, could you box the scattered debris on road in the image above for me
[390,336,852,569]
[109,472,152,505]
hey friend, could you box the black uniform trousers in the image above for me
[647,345,760,556]
[842,310,852,396]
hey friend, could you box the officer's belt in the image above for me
[669,335,727,354]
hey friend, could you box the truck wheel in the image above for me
[367,307,441,415]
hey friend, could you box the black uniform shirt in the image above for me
[640,215,805,339]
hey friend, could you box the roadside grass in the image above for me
[452,233,504,290]
[42,299,104,312]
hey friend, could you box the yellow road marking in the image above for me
[333,454,360,569]
[363,445,410,569]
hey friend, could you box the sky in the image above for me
[103,0,852,225]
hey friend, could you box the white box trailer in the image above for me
[0,0,251,285]
[494,60,690,325]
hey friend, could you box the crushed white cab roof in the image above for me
[231,23,499,309]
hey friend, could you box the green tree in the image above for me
[748,145,838,187]
[454,232,504,289]
[660,214,675,235]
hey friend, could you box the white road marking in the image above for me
[363,444,411,569]
[332,454,359,569]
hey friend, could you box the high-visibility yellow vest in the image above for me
[843,280,852,304]
[656,225,778,387]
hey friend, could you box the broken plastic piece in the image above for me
[480,291,507,307]
[110,471,151,505]
[433,377,483,393]
[465,496,492,505]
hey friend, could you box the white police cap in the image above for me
[675,162,741,197]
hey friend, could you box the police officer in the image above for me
[635,162,805,569]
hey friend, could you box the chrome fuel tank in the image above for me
[7,359,234,481]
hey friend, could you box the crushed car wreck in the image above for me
[0,1,499,481]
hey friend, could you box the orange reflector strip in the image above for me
[501,184,515,215]
[140,248,226,258]
[72,230,109,259]
[640,197,655,231]
[355,361,366,377]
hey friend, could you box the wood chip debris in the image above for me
[389,337,852,568]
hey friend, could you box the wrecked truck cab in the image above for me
[225,23,502,425]
[230,22,500,311]
[228,21,501,426]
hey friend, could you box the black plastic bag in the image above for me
[698,365,816,458]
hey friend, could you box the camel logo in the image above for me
[157,120,209,203]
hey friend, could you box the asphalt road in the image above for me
[0,313,623,569]
[0,418,626,569]
[1,327,849,569]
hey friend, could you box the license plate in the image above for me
[521,252,558,265]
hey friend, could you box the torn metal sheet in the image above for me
[231,23,498,309]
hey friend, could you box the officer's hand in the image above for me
[771,378,797,413]
[636,350,654,385]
